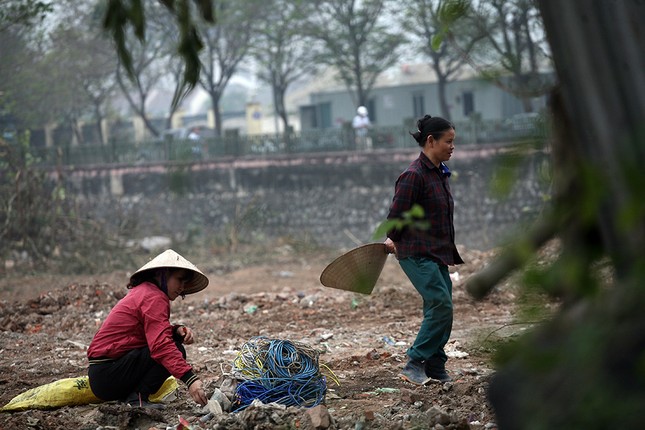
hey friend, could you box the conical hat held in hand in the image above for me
[320,243,388,295]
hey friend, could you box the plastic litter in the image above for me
[244,304,258,314]
[382,336,396,346]
[375,387,399,394]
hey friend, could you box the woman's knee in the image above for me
[424,299,452,319]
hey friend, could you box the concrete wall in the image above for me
[60,146,551,252]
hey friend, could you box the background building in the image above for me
[298,64,552,130]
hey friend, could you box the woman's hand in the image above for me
[176,326,195,345]
[188,379,208,406]
[384,238,397,256]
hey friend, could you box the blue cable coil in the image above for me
[232,337,328,411]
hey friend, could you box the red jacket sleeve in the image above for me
[138,288,194,380]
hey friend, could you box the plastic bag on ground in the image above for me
[1,375,178,411]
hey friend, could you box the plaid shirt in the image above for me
[386,152,464,266]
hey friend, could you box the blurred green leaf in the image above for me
[431,34,443,51]
[372,204,429,240]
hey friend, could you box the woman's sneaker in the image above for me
[399,359,432,385]
[424,358,452,382]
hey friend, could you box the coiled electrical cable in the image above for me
[231,337,338,411]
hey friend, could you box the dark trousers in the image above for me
[88,341,185,401]
[399,257,453,363]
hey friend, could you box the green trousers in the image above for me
[399,257,453,363]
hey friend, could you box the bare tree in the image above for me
[4,44,85,145]
[161,57,188,131]
[197,0,262,136]
[146,8,190,131]
[469,0,551,112]
[0,28,47,130]
[114,3,172,138]
[42,30,92,145]
[115,49,164,138]
[252,0,319,136]
[0,0,51,32]
[0,1,61,133]
[47,2,117,146]
[102,0,214,108]
[301,0,406,109]
[401,0,485,120]
[82,62,118,146]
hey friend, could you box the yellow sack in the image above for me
[1,375,178,412]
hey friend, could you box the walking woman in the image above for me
[384,115,464,385]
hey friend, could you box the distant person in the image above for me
[187,127,203,158]
[384,114,464,385]
[352,106,372,150]
[187,127,200,141]
[87,249,210,408]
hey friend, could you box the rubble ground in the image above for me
[0,245,524,429]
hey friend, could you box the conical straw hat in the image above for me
[131,249,209,295]
[320,243,388,295]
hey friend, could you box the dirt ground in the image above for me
[0,244,527,429]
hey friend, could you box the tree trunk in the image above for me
[214,104,222,138]
[140,113,159,139]
[273,82,289,133]
[71,118,83,146]
[487,1,645,428]
[436,73,451,121]
[94,105,105,146]
[209,92,222,137]
[539,0,645,274]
